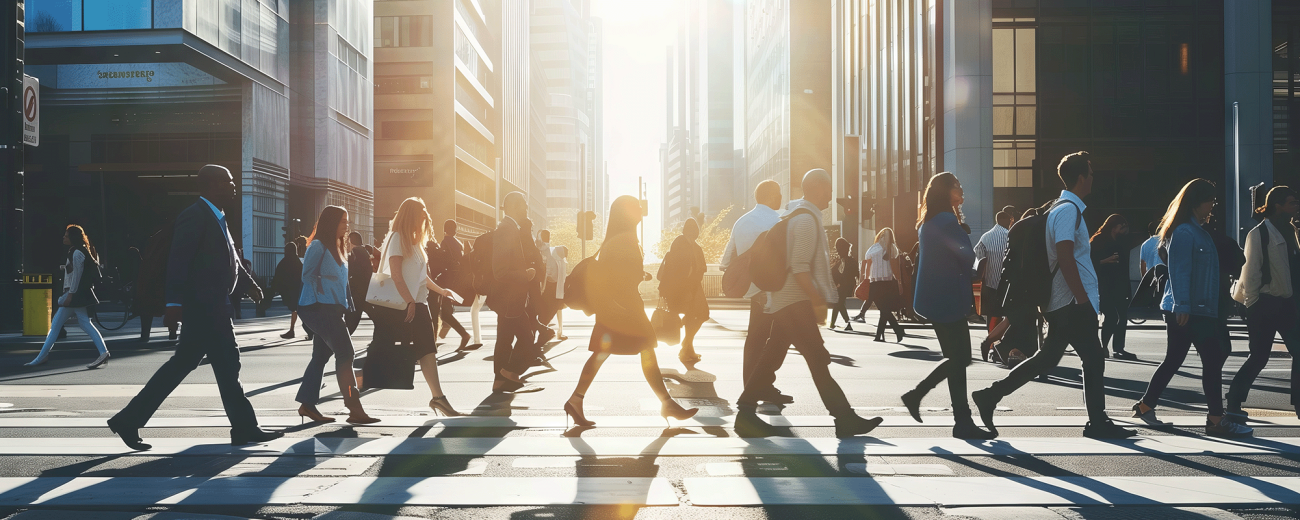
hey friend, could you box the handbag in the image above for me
[563,249,600,315]
[1130,263,1168,310]
[366,238,409,310]
[651,298,682,346]
[854,277,871,301]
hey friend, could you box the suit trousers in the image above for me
[738,301,852,417]
[741,294,787,394]
[114,315,258,432]
[494,312,537,380]
[984,303,1108,423]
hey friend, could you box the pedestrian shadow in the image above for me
[930,444,1154,505]
[662,365,733,436]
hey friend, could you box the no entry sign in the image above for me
[22,75,37,147]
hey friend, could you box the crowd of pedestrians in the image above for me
[18,157,1300,449]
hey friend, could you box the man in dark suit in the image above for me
[345,231,370,334]
[490,192,541,393]
[108,165,281,450]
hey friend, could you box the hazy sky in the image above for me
[591,0,679,257]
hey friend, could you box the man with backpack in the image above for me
[972,152,1136,439]
[720,179,793,405]
[734,169,884,438]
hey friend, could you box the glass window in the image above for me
[375,16,432,48]
[994,29,1015,92]
[27,0,80,32]
[382,120,433,140]
[84,0,151,30]
[1015,28,1036,93]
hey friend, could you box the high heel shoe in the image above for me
[298,404,337,423]
[895,326,905,343]
[429,395,464,417]
[86,352,111,369]
[660,399,699,423]
[341,387,380,424]
[565,394,595,427]
[678,350,702,365]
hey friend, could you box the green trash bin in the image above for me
[23,274,53,336]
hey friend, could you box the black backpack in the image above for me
[998,199,1080,312]
[564,251,599,316]
[750,208,817,292]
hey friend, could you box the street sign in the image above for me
[22,75,37,147]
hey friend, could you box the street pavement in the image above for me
[0,302,1298,520]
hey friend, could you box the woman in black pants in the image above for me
[1089,214,1138,360]
[858,228,906,342]
[829,238,857,330]
[902,172,995,440]
[1229,186,1300,419]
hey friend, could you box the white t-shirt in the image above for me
[382,233,429,303]
[1045,190,1100,314]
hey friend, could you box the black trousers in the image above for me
[912,319,973,416]
[984,303,1109,423]
[742,295,787,394]
[739,301,852,417]
[829,296,850,326]
[1229,295,1299,406]
[113,316,258,432]
[494,312,538,380]
[1099,296,1129,353]
[1142,313,1227,416]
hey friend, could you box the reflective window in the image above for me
[27,0,80,32]
[375,16,433,48]
[84,0,152,30]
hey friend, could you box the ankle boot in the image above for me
[343,386,380,425]
[953,416,997,440]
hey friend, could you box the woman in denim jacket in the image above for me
[293,205,379,425]
[1133,179,1252,438]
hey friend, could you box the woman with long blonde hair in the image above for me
[363,198,463,416]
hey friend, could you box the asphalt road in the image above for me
[0,301,1297,520]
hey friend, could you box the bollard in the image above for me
[22,274,53,336]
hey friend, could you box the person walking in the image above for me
[546,245,569,341]
[733,169,884,438]
[858,228,906,342]
[1130,179,1251,437]
[108,165,279,450]
[468,240,487,348]
[345,232,370,334]
[134,223,180,343]
[974,210,1012,333]
[25,224,111,369]
[829,238,857,330]
[273,242,312,340]
[562,196,700,427]
[901,172,996,440]
[1139,221,1163,276]
[1229,186,1300,420]
[433,220,471,350]
[659,218,710,364]
[491,192,544,392]
[363,197,463,416]
[972,152,1136,439]
[984,207,1045,365]
[293,206,378,425]
[1090,214,1138,360]
[521,219,556,354]
[720,180,792,405]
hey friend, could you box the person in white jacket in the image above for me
[1230,186,1300,419]
[26,225,111,369]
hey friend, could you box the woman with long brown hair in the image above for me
[293,206,378,424]
[903,172,995,439]
[26,224,111,368]
[563,195,699,427]
[1132,179,1251,438]
[1089,214,1137,360]
[363,197,464,416]
[859,227,906,342]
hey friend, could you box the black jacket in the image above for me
[165,200,258,319]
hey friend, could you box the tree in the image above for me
[547,214,603,273]
[655,205,734,263]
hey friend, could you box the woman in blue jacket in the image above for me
[902,172,996,439]
[294,206,379,425]
[1133,179,1252,438]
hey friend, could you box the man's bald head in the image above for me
[197,164,236,209]
[503,191,527,221]
[754,179,782,210]
[800,169,833,210]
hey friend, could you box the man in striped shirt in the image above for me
[974,210,1013,331]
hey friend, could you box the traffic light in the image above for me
[862,197,875,221]
[837,193,859,222]
[579,210,596,241]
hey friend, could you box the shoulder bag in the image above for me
[366,238,409,310]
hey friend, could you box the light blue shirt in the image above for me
[299,239,354,311]
[1140,236,1163,272]
[1046,190,1100,314]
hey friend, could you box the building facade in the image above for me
[532,0,600,223]
[23,0,372,279]
[373,0,501,239]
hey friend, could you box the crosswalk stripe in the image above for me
[2,435,1296,457]
[3,415,1296,429]
[0,476,679,506]
[682,476,1300,506]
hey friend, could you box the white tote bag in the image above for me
[366,237,408,310]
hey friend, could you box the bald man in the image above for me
[721,179,792,405]
[734,169,883,438]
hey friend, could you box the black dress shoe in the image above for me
[536,328,556,347]
[734,412,780,437]
[971,389,1000,434]
[230,428,284,446]
[107,420,151,451]
[759,390,795,405]
[834,415,884,438]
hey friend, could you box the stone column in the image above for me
[942,0,993,238]
[1225,0,1273,242]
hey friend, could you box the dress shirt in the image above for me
[1140,236,1163,272]
[974,224,1010,289]
[1046,190,1100,314]
[863,243,899,281]
[721,204,782,299]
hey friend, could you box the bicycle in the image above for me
[90,266,135,331]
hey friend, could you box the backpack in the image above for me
[133,223,176,317]
[750,208,817,292]
[563,251,599,315]
[998,199,1080,312]
[467,229,495,297]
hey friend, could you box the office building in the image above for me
[532,0,600,221]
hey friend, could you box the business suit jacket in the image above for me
[166,200,258,321]
[489,216,531,317]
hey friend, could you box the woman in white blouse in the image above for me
[855,228,906,342]
[25,225,111,368]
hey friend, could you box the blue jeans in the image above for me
[32,305,108,362]
[295,304,356,405]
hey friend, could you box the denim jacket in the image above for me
[299,240,355,311]
[1160,221,1219,317]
